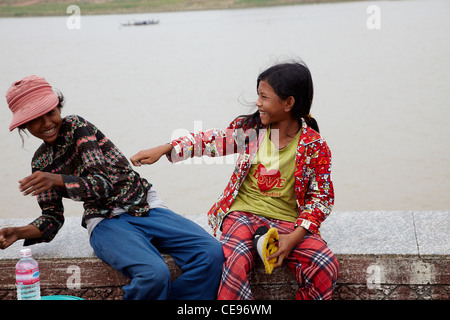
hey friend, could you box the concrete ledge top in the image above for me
[0,211,448,260]
[321,210,449,256]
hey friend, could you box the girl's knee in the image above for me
[211,239,225,262]
[199,239,225,272]
[138,261,171,286]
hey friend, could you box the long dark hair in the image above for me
[240,61,319,133]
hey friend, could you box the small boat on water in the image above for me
[121,19,159,27]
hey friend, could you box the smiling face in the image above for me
[256,80,293,127]
[24,107,62,146]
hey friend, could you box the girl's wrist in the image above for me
[290,226,307,244]
[53,173,65,188]
[162,143,173,154]
[16,225,41,240]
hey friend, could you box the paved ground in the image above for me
[1,210,448,259]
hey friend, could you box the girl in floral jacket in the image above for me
[1,75,224,300]
[131,61,339,300]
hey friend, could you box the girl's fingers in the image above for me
[19,174,46,195]
[19,172,40,191]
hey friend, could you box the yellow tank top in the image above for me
[229,126,300,222]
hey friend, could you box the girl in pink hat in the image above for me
[131,61,339,300]
[0,75,224,300]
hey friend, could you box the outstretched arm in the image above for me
[130,144,173,167]
[131,117,258,166]
[0,225,41,249]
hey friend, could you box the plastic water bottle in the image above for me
[15,248,41,300]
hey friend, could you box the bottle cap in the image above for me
[20,248,32,258]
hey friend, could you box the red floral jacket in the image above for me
[167,117,334,236]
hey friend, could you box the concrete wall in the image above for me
[1,211,448,300]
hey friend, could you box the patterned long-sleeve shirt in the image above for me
[168,117,334,237]
[25,115,151,245]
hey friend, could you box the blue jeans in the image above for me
[90,208,224,300]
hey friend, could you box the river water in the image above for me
[0,0,449,221]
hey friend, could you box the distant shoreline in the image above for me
[0,0,374,18]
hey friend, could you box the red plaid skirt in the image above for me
[218,211,339,300]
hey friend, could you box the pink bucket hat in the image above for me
[6,75,59,131]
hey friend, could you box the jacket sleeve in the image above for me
[166,117,255,163]
[24,188,65,245]
[295,140,334,234]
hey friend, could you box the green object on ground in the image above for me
[41,295,84,300]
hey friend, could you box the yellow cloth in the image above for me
[262,227,279,274]
[229,126,300,222]
[253,226,279,274]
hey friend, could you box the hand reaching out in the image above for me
[130,144,173,167]
[19,171,64,196]
[0,225,41,250]
[0,228,17,249]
